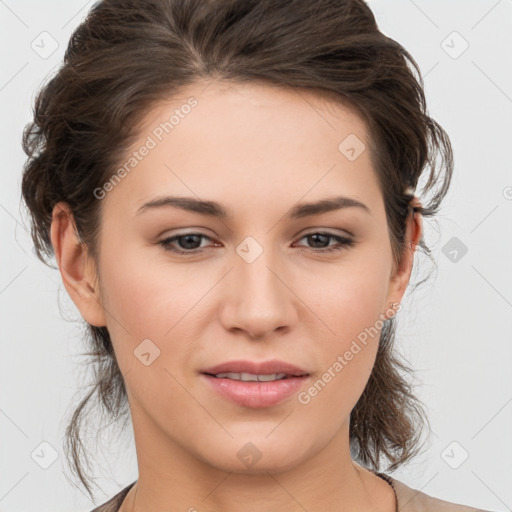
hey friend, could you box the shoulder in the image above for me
[89,481,136,512]
[386,475,496,512]
[86,476,496,512]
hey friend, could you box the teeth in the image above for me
[214,372,288,382]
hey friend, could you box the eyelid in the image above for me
[158,229,355,256]
[299,227,355,238]
[158,228,352,244]
[292,231,354,251]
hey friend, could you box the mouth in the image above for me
[205,372,292,382]
[200,360,311,408]
[201,359,310,377]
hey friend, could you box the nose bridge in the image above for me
[224,235,296,337]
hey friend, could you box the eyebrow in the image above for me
[135,195,371,219]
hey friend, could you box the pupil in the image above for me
[309,233,329,248]
[180,234,201,249]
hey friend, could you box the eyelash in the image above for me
[158,232,355,255]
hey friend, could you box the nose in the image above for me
[220,246,298,340]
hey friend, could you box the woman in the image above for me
[20,0,494,510]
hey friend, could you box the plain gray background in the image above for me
[1,0,511,510]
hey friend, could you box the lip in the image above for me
[201,359,309,376]
[200,359,311,408]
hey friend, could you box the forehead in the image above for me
[139,79,370,144]
[101,79,380,217]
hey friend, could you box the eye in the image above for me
[158,231,354,255]
[294,232,354,253]
[159,233,214,254]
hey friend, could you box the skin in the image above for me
[51,79,422,512]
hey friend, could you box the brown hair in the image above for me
[21,0,452,499]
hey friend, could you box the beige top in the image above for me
[90,474,495,512]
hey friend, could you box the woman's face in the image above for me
[60,80,418,475]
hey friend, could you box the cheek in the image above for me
[295,248,392,408]
[298,244,392,343]
[96,242,207,367]
[297,285,385,423]
[96,247,208,420]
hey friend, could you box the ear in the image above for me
[50,202,107,327]
[384,198,423,318]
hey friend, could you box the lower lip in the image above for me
[201,374,309,408]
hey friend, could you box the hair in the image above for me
[21,0,453,500]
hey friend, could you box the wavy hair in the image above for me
[20,0,453,499]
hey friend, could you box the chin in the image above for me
[196,433,313,475]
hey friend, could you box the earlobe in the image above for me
[50,202,107,327]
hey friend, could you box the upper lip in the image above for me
[201,359,310,377]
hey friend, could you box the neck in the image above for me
[121,406,395,512]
